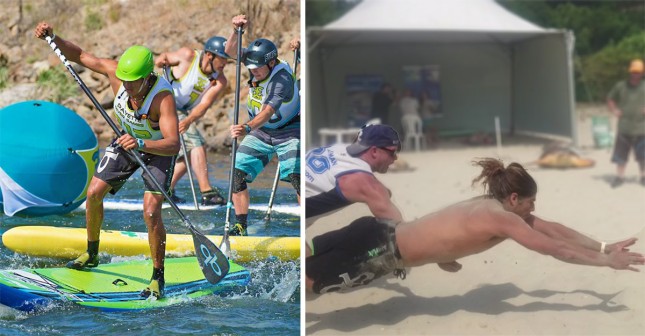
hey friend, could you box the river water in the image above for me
[0,154,301,335]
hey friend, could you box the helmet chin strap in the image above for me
[209,55,217,74]
[201,51,216,75]
[267,58,276,72]
[133,76,149,98]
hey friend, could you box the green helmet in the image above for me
[116,46,154,81]
[204,36,230,59]
[243,38,277,69]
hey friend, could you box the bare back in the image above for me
[396,197,512,266]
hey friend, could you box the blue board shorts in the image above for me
[235,129,300,183]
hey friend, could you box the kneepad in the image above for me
[232,169,248,193]
[288,173,300,195]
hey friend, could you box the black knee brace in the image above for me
[232,169,248,193]
[288,173,300,195]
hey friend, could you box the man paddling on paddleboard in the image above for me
[225,14,301,236]
[35,22,179,299]
[155,37,230,206]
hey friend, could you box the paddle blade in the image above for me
[220,232,231,260]
[189,225,230,284]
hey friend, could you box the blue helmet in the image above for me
[204,36,230,59]
[243,38,277,69]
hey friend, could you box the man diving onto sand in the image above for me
[306,158,645,294]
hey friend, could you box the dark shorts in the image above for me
[95,140,176,195]
[306,216,404,294]
[611,134,645,165]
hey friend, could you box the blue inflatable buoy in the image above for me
[0,100,98,217]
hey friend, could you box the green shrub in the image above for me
[579,32,645,101]
[37,66,78,103]
[0,66,8,90]
[85,10,103,31]
[107,3,121,23]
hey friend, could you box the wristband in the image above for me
[243,124,251,134]
[50,33,57,40]
[136,138,145,149]
[600,241,606,254]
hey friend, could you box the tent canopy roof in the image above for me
[309,0,562,45]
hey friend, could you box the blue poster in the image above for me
[345,74,383,127]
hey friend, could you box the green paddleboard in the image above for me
[0,257,251,312]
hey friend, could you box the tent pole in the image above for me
[509,45,515,137]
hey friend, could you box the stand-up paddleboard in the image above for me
[2,226,299,262]
[0,257,250,312]
[77,199,300,215]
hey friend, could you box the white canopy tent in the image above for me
[306,0,576,147]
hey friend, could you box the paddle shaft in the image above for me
[180,134,200,210]
[265,165,280,221]
[163,66,199,210]
[293,47,299,75]
[44,35,228,283]
[221,26,244,256]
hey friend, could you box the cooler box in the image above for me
[591,115,613,149]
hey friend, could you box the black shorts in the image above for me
[306,216,404,294]
[611,134,645,164]
[95,140,176,195]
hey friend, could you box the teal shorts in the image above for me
[235,133,300,183]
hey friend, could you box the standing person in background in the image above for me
[35,22,179,299]
[225,14,301,236]
[371,83,394,124]
[155,36,229,205]
[606,59,645,187]
[399,89,420,117]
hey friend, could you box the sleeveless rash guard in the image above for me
[169,50,218,114]
[113,75,173,146]
[247,60,299,131]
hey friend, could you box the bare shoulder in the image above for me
[177,47,196,61]
[215,73,228,85]
[460,198,523,232]
[152,90,176,114]
[337,171,376,185]
[337,171,385,197]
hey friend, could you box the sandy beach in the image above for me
[305,129,645,335]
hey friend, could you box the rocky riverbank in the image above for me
[0,0,300,150]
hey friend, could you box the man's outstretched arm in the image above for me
[529,215,638,255]
[498,211,645,271]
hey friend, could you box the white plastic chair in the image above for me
[366,118,381,125]
[401,114,424,151]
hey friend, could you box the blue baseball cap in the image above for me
[346,124,401,156]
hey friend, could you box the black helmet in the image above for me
[243,38,277,69]
[204,36,230,59]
